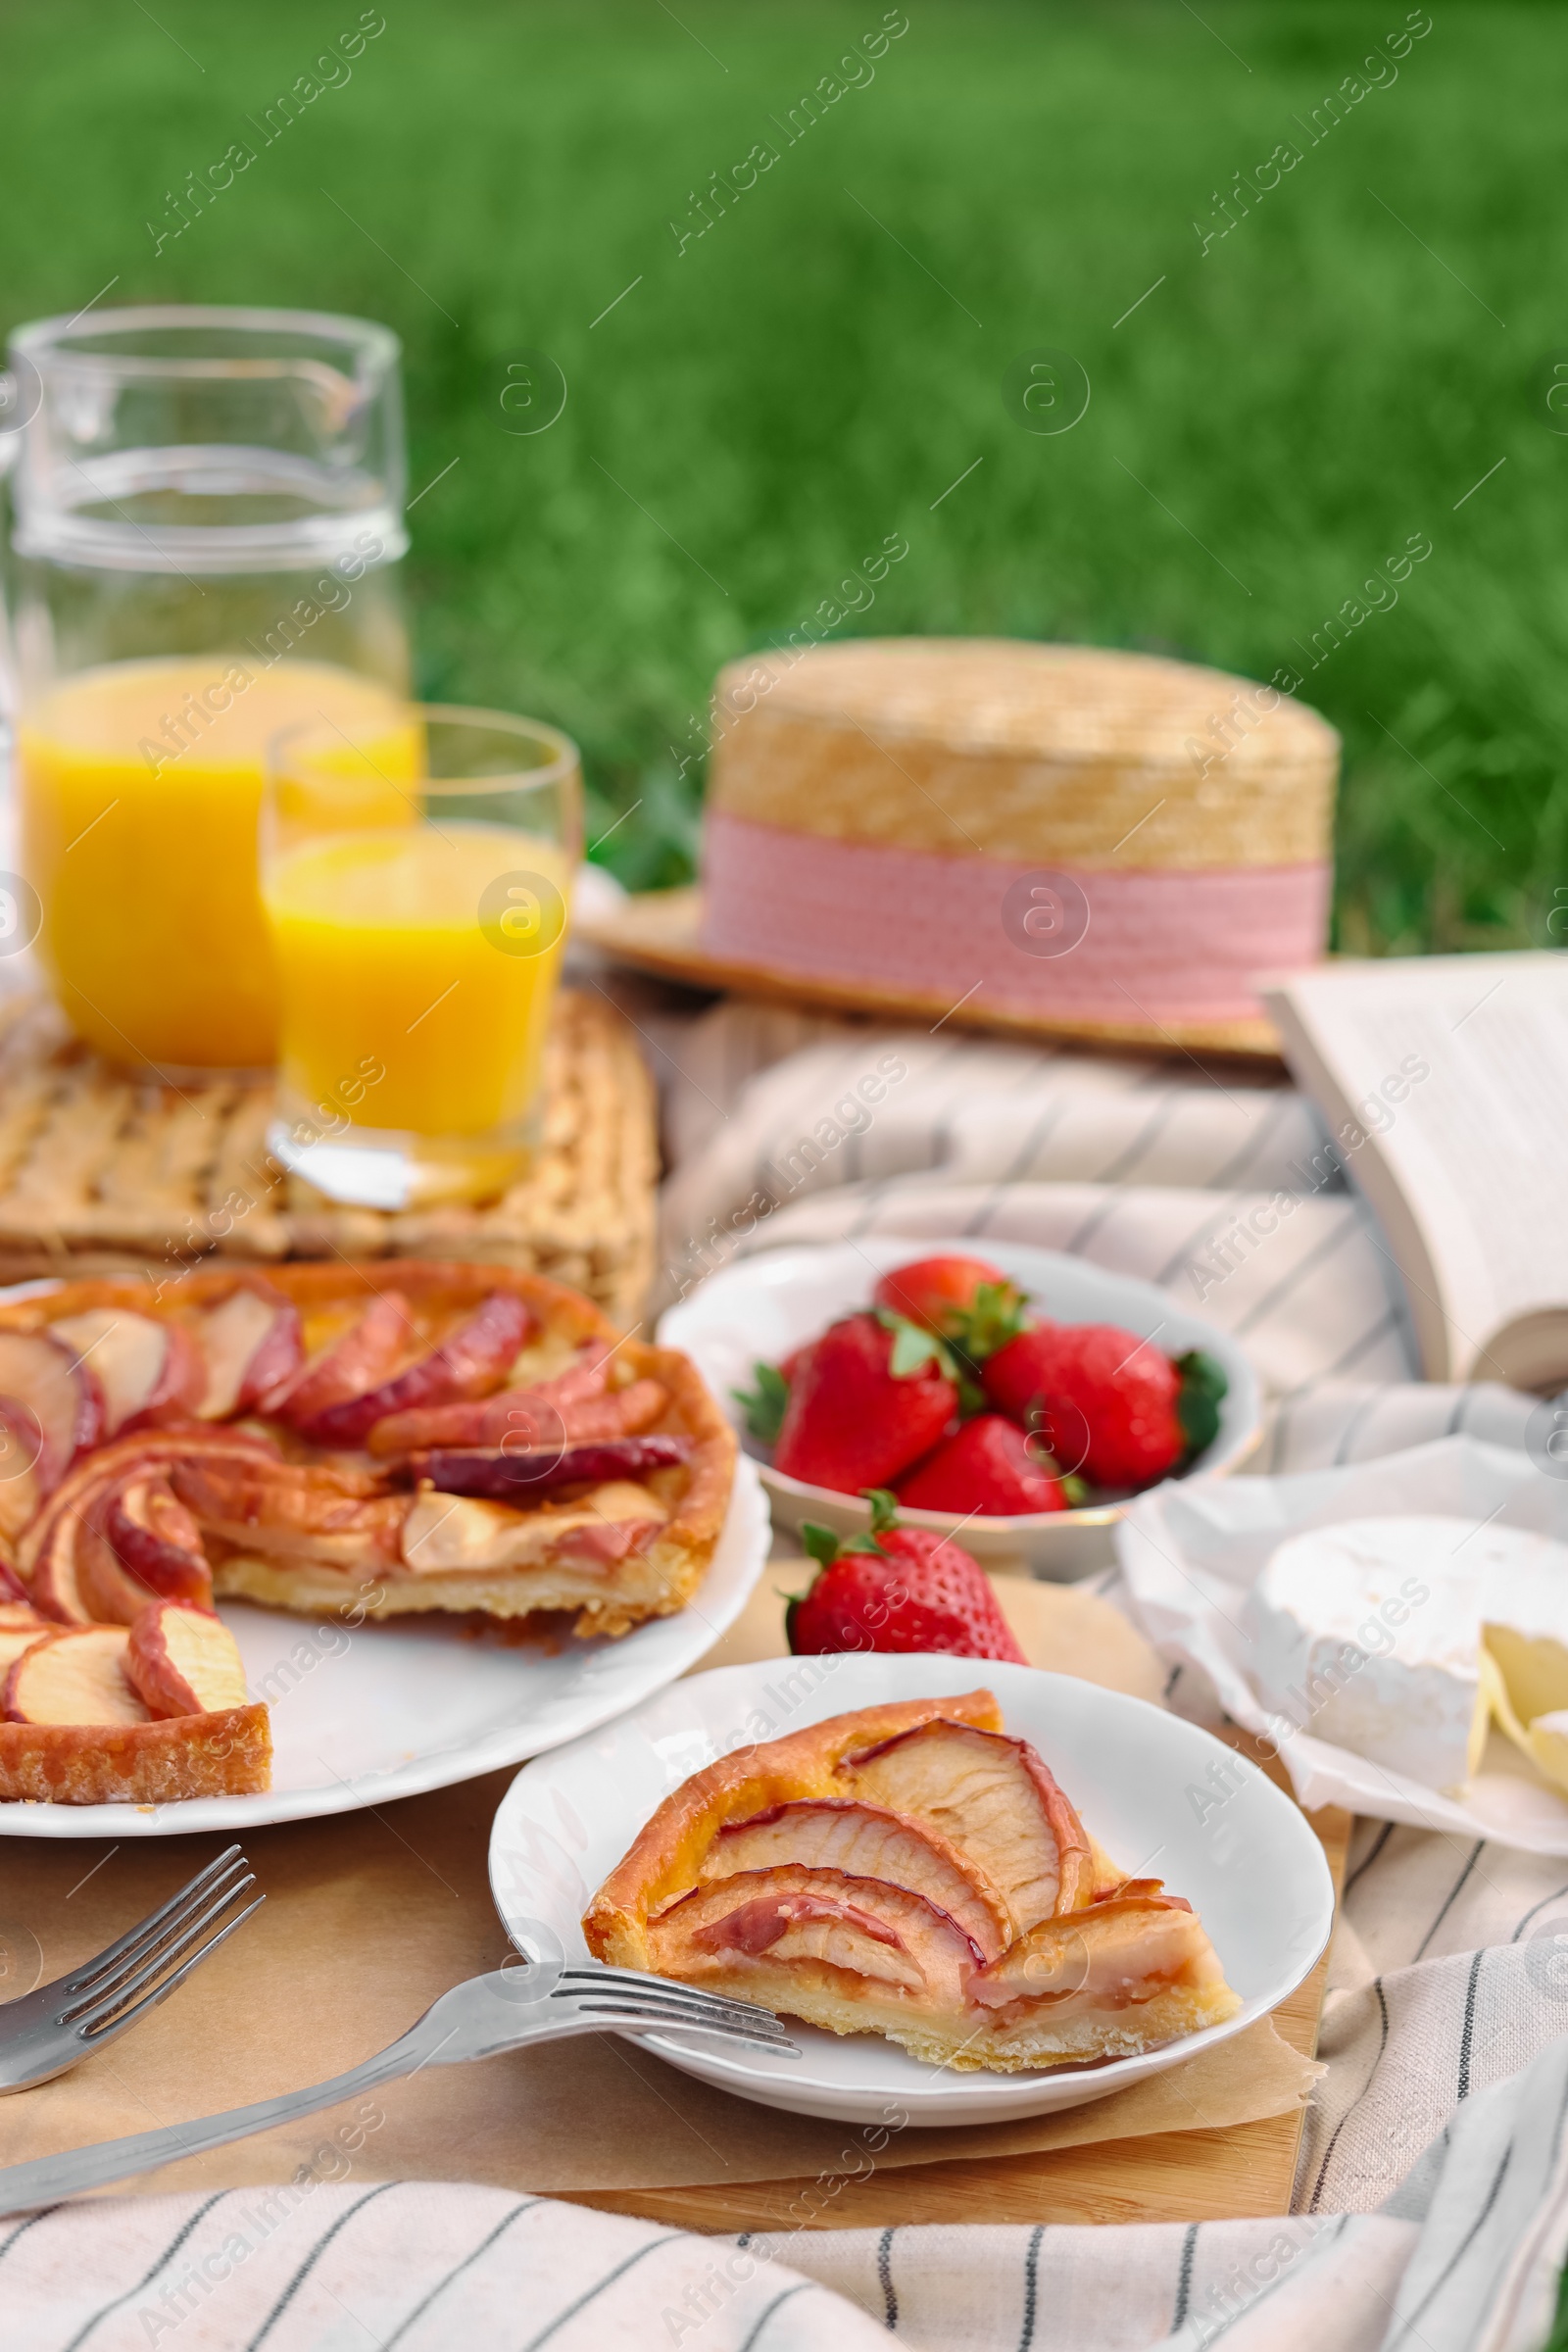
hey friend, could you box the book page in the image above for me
[1262,955,1568,1384]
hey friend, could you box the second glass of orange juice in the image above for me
[262,706,581,1208]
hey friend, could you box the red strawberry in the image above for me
[869,1250,1029,1364]
[895,1413,1070,1516]
[787,1492,1026,1661]
[772,1313,956,1492]
[733,1342,819,1449]
[873,1254,1014,1335]
[983,1324,1227,1491]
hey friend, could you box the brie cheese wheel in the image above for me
[1247,1516,1568,1795]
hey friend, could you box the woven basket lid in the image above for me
[708,639,1340,870]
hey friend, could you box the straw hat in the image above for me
[577,639,1340,1056]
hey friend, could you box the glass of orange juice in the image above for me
[261,706,582,1208]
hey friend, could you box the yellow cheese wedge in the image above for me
[1528,1714,1568,1794]
[1481,1638,1568,1795]
[1483,1621,1568,1731]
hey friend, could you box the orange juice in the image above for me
[263,825,572,1137]
[18,658,410,1069]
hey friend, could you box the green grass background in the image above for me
[1,0,1561,952]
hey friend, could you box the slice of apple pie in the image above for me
[584,1690,1241,2074]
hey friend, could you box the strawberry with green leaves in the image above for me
[733,1257,1026,1468]
[870,1255,1030,1360]
[786,1489,1027,1661]
[982,1323,1227,1490]
[747,1311,958,1493]
[732,1338,820,1446]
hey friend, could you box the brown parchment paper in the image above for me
[0,1576,1320,2199]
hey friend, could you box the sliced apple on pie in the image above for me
[585,1690,1240,2075]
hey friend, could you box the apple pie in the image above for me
[0,1258,734,1804]
[584,1690,1240,2074]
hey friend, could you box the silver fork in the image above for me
[0,1844,263,2095]
[0,1961,798,2212]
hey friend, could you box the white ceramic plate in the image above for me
[0,1455,769,1839]
[658,1239,1261,1579]
[488,1653,1333,2127]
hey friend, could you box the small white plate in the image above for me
[488,1653,1332,2127]
[0,1456,769,1839]
[658,1239,1261,1579]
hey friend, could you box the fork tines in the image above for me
[556,1966,783,2026]
[552,1966,797,2053]
[62,1845,265,2037]
[567,1999,796,2053]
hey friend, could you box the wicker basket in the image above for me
[0,987,657,1328]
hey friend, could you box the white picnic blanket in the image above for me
[12,996,1568,2352]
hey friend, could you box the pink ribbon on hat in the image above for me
[699,811,1330,1023]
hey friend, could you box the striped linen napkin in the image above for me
[6,2029,1567,2352]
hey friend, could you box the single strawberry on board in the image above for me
[767,1311,958,1493]
[983,1321,1227,1491]
[786,1490,1027,1661]
[895,1412,1073,1516]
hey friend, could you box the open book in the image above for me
[1261,954,1568,1388]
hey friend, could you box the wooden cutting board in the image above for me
[573,1574,1349,2231]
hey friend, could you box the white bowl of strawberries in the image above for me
[660,1239,1260,1579]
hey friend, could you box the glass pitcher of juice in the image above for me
[0,305,410,1072]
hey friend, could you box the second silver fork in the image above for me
[0,1843,263,2094]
